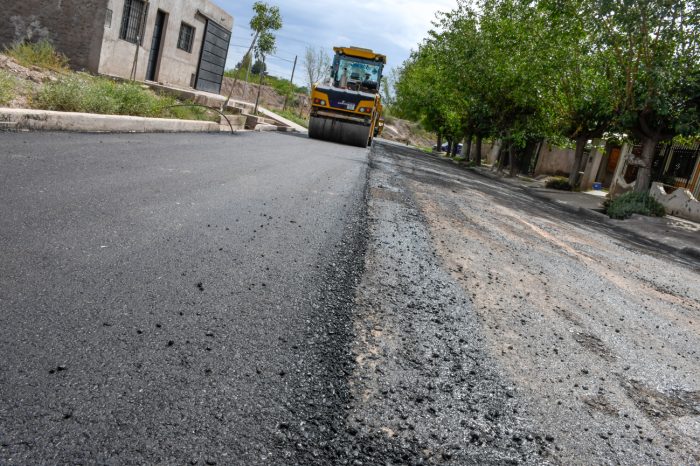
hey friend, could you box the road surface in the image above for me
[1,132,698,464]
[0,132,368,464]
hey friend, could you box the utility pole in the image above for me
[283,55,298,111]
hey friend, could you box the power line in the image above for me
[226,45,296,64]
[232,22,317,47]
[228,44,300,63]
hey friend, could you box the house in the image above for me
[2,0,233,94]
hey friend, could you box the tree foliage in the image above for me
[251,59,267,75]
[222,2,282,109]
[393,0,700,190]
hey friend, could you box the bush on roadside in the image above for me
[5,40,69,71]
[0,70,16,105]
[32,73,218,121]
[545,176,573,191]
[603,191,666,220]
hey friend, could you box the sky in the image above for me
[216,0,457,88]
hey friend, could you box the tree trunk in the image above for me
[508,144,517,177]
[253,55,265,114]
[464,133,473,161]
[494,142,505,172]
[222,31,259,110]
[451,139,459,157]
[446,138,453,155]
[633,135,659,193]
[520,140,537,176]
[568,135,588,187]
[532,138,545,175]
[496,143,509,173]
[475,136,482,166]
[436,132,442,152]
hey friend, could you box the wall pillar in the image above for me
[580,139,604,190]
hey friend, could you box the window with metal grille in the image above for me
[119,0,147,44]
[668,147,699,180]
[177,23,195,53]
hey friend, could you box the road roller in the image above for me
[308,46,386,147]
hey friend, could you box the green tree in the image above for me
[539,0,620,186]
[251,59,266,75]
[593,0,700,191]
[222,1,282,109]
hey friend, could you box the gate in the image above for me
[195,20,231,94]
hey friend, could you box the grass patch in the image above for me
[0,70,17,105]
[603,192,665,220]
[5,40,69,71]
[545,176,573,191]
[274,108,308,128]
[32,73,217,121]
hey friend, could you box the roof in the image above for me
[333,46,387,64]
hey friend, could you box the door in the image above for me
[146,10,167,81]
[195,20,231,93]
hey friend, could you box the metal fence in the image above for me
[649,142,700,197]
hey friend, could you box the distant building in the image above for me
[1,0,233,93]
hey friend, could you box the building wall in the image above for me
[0,0,108,72]
[534,144,576,177]
[100,0,233,89]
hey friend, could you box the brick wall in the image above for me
[0,0,109,72]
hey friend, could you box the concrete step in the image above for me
[242,113,277,129]
[219,114,247,132]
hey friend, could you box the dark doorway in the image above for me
[195,20,231,93]
[146,10,167,81]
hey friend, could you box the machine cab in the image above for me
[330,47,386,93]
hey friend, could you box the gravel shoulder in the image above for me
[343,146,555,464]
[362,142,699,464]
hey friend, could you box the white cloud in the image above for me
[218,0,457,85]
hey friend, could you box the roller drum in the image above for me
[308,116,369,148]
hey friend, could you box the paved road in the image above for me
[0,132,369,464]
[2,133,698,465]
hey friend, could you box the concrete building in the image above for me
[2,0,233,93]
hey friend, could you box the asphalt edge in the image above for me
[279,148,372,464]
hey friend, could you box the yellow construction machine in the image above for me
[309,46,386,147]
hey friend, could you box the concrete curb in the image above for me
[0,108,220,133]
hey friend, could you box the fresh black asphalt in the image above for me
[0,131,369,464]
[2,132,697,465]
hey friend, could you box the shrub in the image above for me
[33,74,218,121]
[604,192,666,220]
[545,176,573,191]
[0,70,16,105]
[5,40,69,71]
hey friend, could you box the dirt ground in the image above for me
[381,118,436,149]
[345,142,699,464]
[220,77,308,113]
[0,53,59,108]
